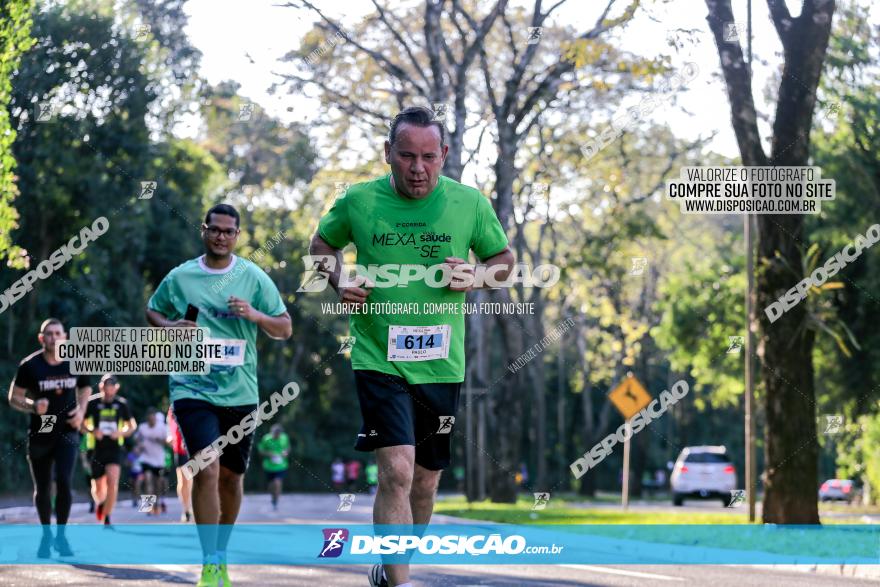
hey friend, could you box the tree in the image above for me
[705,0,836,523]
[0,0,35,268]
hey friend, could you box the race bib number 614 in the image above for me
[387,325,450,362]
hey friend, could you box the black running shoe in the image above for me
[368,563,388,587]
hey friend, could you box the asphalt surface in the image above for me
[0,493,875,586]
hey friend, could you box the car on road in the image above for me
[819,479,860,503]
[670,445,737,506]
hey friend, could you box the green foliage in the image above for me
[0,0,35,268]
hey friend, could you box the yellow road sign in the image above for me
[609,374,652,420]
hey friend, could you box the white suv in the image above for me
[670,446,737,506]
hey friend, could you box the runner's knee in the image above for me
[379,461,413,494]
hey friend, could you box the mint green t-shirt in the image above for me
[147,255,287,406]
[317,174,509,384]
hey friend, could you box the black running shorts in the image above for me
[353,370,461,471]
[172,398,258,475]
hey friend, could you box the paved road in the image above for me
[0,493,875,586]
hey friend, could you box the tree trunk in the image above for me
[706,0,834,524]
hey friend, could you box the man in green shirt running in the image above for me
[257,424,289,510]
[146,203,292,587]
[310,106,514,587]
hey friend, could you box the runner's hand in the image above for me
[94,429,104,440]
[66,407,84,430]
[228,296,257,321]
[34,398,49,415]
[339,274,373,305]
[445,257,475,292]
[110,431,120,440]
[171,319,198,328]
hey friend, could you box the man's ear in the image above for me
[440,143,449,163]
[384,140,392,164]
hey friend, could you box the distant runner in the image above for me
[136,408,168,515]
[7,318,91,557]
[257,424,290,510]
[84,374,136,527]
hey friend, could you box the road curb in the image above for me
[754,564,880,580]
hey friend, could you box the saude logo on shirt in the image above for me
[370,230,453,259]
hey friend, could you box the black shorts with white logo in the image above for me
[353,370,461,471]
[172,398,258,475]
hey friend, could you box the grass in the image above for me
[433,496,879,560]
[435,495,746,525]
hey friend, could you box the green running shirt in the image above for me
[318,174,508,384]
[147,255,287,406]
[258,432,290,472]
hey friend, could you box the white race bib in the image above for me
[99,421,117,434]
[206,338,246,366]
[387,325,450,362]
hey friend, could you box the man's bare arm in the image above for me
[8,382,34,414]
[255,311,292,340]
[145,308,197,329]
[479,246,515,287]
[446,246,516,292]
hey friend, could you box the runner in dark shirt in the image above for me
[8,318,91,557]
[84,374,136,527]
